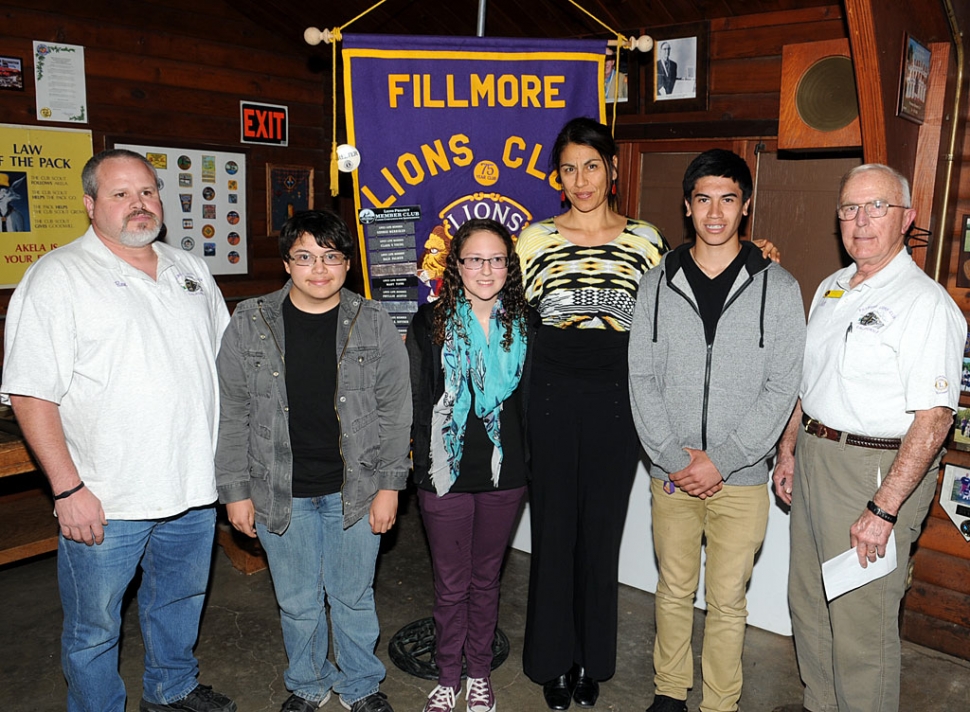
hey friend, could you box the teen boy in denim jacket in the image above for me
[215,210,411,712]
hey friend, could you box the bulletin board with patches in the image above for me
[341,34,606,332]
[116,142,248,276]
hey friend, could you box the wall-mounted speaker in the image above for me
[779,38,862,150]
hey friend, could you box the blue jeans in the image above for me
[256,494,384,704]
[58,506,216,712]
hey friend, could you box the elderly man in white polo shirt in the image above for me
[2,150,234,712]
[771,164,964,712]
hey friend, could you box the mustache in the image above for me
[125,209,158,222]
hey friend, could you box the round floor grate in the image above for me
[387,617,510,680]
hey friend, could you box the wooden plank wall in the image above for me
[0,0,332,318]
[616,5,847,140]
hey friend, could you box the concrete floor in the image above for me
[2,489,969,712]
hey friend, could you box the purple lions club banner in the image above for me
[342,34,606,330]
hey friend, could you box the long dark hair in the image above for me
[432,219,529,351]
[551,117,620,211]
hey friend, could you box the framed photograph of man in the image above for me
[603,35,640,114]
[646,22,709,114]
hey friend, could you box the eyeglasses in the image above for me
[836,200,908,221]
[457,256,509,270]
[287,251,347,267]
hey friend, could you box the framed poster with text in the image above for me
[0,123,92,287]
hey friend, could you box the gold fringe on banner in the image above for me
[324,0,392,196]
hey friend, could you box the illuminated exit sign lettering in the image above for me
[240,101,288,146]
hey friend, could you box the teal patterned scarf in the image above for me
[429,297,526,495]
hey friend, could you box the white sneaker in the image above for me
[465,677,495,712]
[423,684,460,712]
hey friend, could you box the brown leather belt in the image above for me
[802,414,901,450]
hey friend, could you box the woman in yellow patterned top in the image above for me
[517,117,669,711]
[517,119,777,711]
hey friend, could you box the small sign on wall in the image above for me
[240,101,288,146]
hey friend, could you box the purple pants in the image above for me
[418,486,527,687]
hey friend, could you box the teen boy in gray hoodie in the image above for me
[629,149,805,712]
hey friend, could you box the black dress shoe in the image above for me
[542,675,573,710]
[571,667,599,707]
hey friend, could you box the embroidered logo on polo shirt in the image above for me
[114,280,127,287]
[858,311,883,328]
[178,273,204,294]
[854,305,895,333]
[935,376,949,393]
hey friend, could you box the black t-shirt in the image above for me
[681,244,748,345]
[418,389,528,494]
[282,296,344,497]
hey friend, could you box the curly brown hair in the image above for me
[431,218,529,351]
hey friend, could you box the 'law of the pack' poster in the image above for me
[0,123,92,287]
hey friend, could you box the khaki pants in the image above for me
[651,478,770,712]
[788,430,938,712]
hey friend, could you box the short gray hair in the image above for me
[838,164,911,207]
[81,149,159,198]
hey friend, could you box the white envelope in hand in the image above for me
[821,530,897,602]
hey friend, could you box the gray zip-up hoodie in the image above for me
[629,243,805,485]
[214,284,412,532]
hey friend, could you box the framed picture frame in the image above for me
[267,164,314,235]
[644,22,709,114]
[0,55,24,91]
[897,34,930,124]
[604,38,639,114]
[954,407,970,449]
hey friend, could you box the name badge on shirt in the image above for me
[823,289,844,299]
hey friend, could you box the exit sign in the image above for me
[240,101,288,146]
